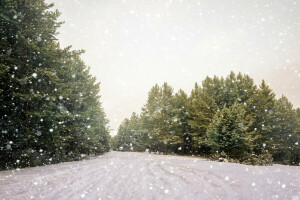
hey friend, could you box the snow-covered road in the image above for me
[0,151,299,200]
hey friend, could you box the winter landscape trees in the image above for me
[0,0,110,170]
[112,72,300,165]
[0,0,299,171]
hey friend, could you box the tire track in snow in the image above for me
[1,151,299,200]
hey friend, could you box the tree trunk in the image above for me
[192,137,195,155]
[165,143,168,155]
[182,136,185,155]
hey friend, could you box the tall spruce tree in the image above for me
[272,96,299,164]
[140,84,162,152]
[170,89,190,154]
[157,83,174,154]
[249,80,276,155]
[206,103,254,160]
[187,83,217,155]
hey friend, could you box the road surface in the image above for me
[0,151,299,200]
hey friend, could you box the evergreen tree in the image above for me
[0,0,64,168]
[187,83,217,155]
[249,80,276,154]
[202,72,257,110]
[206,103,254,160]
[169,89,189,154]
[0,0,110,169]
[140,84,162,152]
[157,83,174,154]
[202,75,225,108]
[113,113,147,152]
[272,96,299,164]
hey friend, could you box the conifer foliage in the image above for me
[0,0,110,170]
[113,72,300,165]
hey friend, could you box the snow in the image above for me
[0,151,299,200]
[36,37,42,42]
[36,131,42,136]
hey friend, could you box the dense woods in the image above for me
[112,72,300,165]
[0,0,110,170]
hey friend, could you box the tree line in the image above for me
[0,0,110,170]
[112,72,300,165]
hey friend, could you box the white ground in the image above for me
[0,151,299,200]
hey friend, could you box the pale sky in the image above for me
[46,0,300,135]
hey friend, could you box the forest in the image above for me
[112,72,300,165]
[0,0,110,170]
[1,0,299,172]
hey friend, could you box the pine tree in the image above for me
[157,83,174,154]
[202,75,225,108]
[202,72,257,110]
[0,0,110,169]
[140,84,162,152]
[187,83,217,155]
[169,89,189,154]
[0,0,64,168]
[272,96,299,164]
[248,80,276,155]
[206,103,254,160]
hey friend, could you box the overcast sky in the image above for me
[46,0,300,135]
